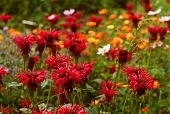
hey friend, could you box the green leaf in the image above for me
[91,78,102,83]
[40,79,49,89]
[20,108,32,113]
[86,84,96,93]
[87,106,99,114]
[6,82,21,88]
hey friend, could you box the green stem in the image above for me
[134,94,139,114]
[114,63,120,83]
[147,43,153,68]
[122,90,130,114]
[46,80,53,109]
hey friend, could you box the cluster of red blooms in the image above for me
[45,54,92,93]
[141,0,152,12]
[13,36,34,56]
[148,26,168,41]
[17,70,45,91]
[0,14,11,23]
[124,66,154,95]
[60,11,82,33]
[128,13,143,28]
[99,80,117,102]
[89,15,103,27]
[13,29,60,56]
[64,33,87,58]
[45,14,60,27]
[106,48,132,65]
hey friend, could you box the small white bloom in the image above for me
[22,20,36,26]
[159,16,170,22]
[63,9,75,16]
[48,14,56,20]
[147,8,161,16]
[97,44,110,55]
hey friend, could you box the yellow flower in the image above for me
[0,35,2,43]
[121,84,129,88]
[107,25,114,29]
[55,41,64,48]
[88,37,99,45]
[123,20,130,25]
[98,9,107,15]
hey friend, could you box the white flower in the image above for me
[159,16,170,22]
[97,44,110,55]
[63,9,75,16]
[147,8,161,16]
[48,14,56,20]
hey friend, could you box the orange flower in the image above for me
[137,39,149,49]
[86,22,97,27]
[109,14,117,20]
[94,32,106,40]
[142,107,148,113]
[116,82,122,88]
[88,30,96,36]
[140,29,148,35]
[98,9,107,15]
[82,50,90,56]
[78,34,86,41]
[118,34,126,39]
[119,13,129,19]
[7,28,16,34]
[111,37,123,47]
[153,80,160,89]
[9,31,21,38]
[126,33,134,40]
[32,28,41,35]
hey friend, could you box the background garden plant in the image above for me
[0,0,170,114]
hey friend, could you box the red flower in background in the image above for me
[20,99,31,108]
[60,16,81,33]
[17,70,45,91]
[144,4,152,12]
[99,80,117,102]
[34,35,46,56]
[118,49,132,65]
[45,54,69,70]
[0,66,8,84]
[13,36,34,55]
[89,15,103,27]
[45,14,60,26]
[124,66,154,95]
[56,104,86,114]
[0,14,11,23]
[108,65,116,74]
[28,56,38,71]
[159,28,168,40]
[148,26,160,41]
[129,13,142,28]
[126,4,133,12]
[40,30,60,48]
[64,33,87,57]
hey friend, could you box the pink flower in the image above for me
[124,66,154,95]
[63,9,75,16]
[17,70,45,91]
[99,80,117,102]
[13,36,34,55]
